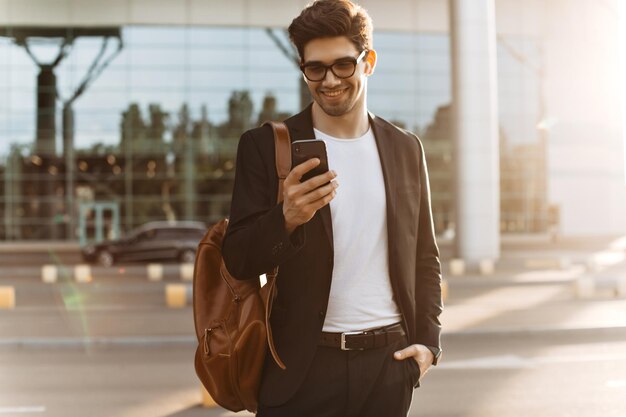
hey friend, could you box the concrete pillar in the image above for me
[449,0,500,267]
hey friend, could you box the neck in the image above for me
[311,100,370,139]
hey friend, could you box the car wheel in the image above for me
[179,249,196,264]
[97,250,114,267]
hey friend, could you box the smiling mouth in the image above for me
[321,88,348,98]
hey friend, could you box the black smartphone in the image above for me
[291,139,330,183]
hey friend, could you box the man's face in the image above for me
[301,36,372,117]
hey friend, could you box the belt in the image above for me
[319,323,405,351]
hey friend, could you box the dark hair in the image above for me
[288,0,373,62]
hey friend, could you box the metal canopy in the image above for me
[1,24,123,240]
[0,26,121,43]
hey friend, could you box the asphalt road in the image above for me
[1,331,625,417]
[2,234,625,417]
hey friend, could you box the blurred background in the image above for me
[1,1,626,416]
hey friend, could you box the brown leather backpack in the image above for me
[193,122,290,413]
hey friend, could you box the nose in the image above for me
[321,69,341,87]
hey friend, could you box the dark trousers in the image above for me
[257,335,420,417]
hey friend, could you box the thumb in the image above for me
[394,347,411,360]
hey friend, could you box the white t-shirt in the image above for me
[314,127,402,332]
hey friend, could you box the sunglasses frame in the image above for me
[300,50,369,82]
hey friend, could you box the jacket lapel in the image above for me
[369,112,397,252]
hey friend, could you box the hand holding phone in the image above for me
[282,139,337,234]
[291,140,329,182]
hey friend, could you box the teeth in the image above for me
[323,89,345,97]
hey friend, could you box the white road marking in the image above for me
[0,406,45,413]
[438,355,535,370]
[440,352,626,370]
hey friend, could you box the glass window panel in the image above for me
[1,21,545,239]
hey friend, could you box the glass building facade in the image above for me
[0,24,545,243]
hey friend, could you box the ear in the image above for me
[364,49,377,76]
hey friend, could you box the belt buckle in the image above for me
[340,331,365,350]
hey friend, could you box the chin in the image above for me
[322,107,349,117]
[316,99,355,118]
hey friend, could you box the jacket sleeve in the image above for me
[222,129,305,280]
[413,137,443,349]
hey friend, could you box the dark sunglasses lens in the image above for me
[332,61,356,78]
[304,65,326,81]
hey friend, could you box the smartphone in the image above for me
[291,139,330,183]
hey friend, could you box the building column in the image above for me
[449,0,500,266]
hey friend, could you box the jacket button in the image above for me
[318,310,325,318]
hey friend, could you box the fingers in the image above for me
[302,169,337,191]
[284,163,337,204]
[394,344,434,361]
[282,159,338,230]
[286,158,321,185]
[394,345,432,379]
[394,345,419,360]
[286,159,336,190]
[307,185,338,212]
[284,178,337,208]
[298,179,339,206]
[290,183,337,215]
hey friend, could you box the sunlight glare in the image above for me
[619,0,626,184]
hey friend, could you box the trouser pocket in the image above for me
[404,355,421,388]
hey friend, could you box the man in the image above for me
[222,1,443,416]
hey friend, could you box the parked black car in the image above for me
[81,221,207,266]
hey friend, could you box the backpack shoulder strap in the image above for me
[261,120,291,370]
[264,121,291,204]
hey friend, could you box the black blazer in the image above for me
[222,104,442,407]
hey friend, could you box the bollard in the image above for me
[479,259,494,275]
[166,284,189,308]
[575,276,595,299]
[0,286,16,309]
[42,265,58,283]
[201,385,217,408]
[180,263,194,281]
[74,264,92,283]
[441,279,449,302]
[449,259,465,276]
[148,264,164,282]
